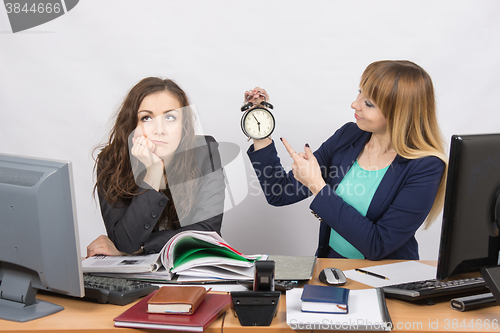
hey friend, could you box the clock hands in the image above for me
[252,114,261,133]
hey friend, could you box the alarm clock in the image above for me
[240,96,275,140]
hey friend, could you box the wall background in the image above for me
[1,0,499,260]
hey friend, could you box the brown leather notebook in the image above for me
[147,286,209,315]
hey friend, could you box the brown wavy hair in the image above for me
[94,77,199,229]
[360,60,448,228]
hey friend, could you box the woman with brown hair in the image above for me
[246,60,447,260]
[87,77,225,257]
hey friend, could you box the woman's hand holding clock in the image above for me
[244,87,269,106]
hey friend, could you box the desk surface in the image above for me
[1,259,499,333]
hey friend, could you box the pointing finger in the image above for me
[280,138,298,161]
[280,137,296,156]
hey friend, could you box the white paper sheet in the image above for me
[344,261,437,288]
[81,253,161,273]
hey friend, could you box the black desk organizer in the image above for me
[231,291,281,326]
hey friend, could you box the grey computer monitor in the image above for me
[0,154,84,322]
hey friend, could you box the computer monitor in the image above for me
[436,133,500,280]
[0,154,84,322]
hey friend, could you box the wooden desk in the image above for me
[0,292,224,333]
[1,259,499,332]
[223,259,500,333]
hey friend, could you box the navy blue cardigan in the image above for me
[247,122,445,260]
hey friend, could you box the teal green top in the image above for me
[329,160,390,259]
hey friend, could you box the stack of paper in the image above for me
[82,230,264,281]
[81,254,161,274]
[161,231,262,280]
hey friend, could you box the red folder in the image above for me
[114,291,231,332]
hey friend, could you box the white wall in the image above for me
[1,0,499,260]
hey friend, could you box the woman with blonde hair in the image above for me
[87,77,225,257]
[246,60,447,260]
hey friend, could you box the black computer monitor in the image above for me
[436,134,500,281]
[0,154,84,322]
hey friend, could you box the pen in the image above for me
[355,268,389,280]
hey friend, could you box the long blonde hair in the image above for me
[360,60,447,228]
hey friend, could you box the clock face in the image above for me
[241,107,275,139]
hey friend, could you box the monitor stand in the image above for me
[0,266,63,322]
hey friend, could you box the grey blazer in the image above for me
[98,135,225,254]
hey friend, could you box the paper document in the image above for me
[344,261,437,288]
[82,254,161,273]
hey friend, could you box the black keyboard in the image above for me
[83,274,158,305]
[237,279,302,292]
[382,277,488,302]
